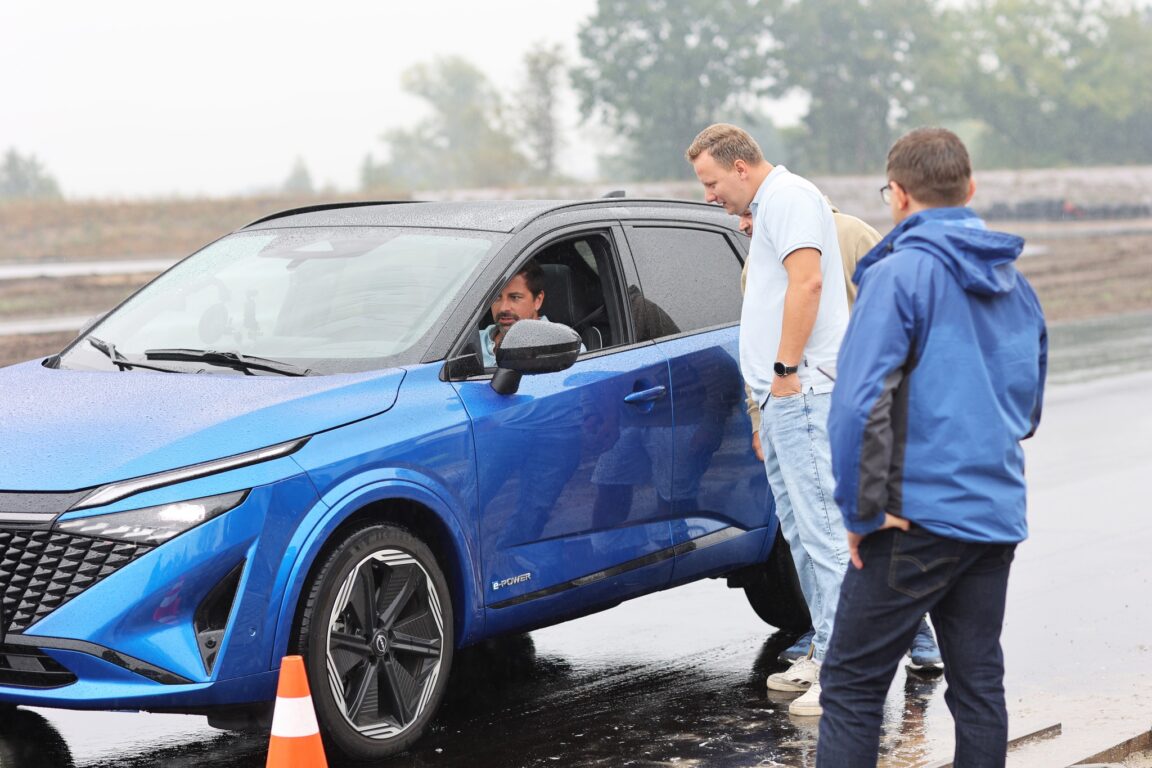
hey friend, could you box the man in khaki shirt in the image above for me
[740,204,944,672]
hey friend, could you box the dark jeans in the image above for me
[816,526,1017,768]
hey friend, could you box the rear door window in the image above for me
[624,226,745,337]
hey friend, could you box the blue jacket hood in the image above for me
[855,207,1025,297]
[0,362,405,491]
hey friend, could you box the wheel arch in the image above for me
[271,480,483,666]
[733,524,811,633]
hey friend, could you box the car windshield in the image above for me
[56,226,497,374]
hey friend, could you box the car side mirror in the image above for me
[490,319,581,394]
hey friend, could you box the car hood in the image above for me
[0,361,406,491]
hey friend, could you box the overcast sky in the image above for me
[1,0,599,198]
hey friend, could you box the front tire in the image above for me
[294,523,453,761]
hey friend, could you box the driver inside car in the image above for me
[479,259,583,368]
[479,259,545,367]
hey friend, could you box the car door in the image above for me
[450,226,677,633]
[620,222,774,583]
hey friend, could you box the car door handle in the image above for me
[624,385,667,404]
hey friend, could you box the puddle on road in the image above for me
[1048,310,1152,383]
[3,584,964,768]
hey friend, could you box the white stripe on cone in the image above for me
[269,696,321,738]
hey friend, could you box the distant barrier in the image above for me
[979,198,1152,222]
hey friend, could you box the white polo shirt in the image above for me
[741,165,849,405]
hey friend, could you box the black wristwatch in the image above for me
[774,361,799,377]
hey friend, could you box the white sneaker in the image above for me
[767,655,820,692]
[788,681,823,717]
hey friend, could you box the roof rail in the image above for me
[538,197,718,215]
[493,197,726,234]
[241,200,424,229]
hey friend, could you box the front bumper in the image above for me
[0,469,319,713]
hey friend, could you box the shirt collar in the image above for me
[749,164,788,217]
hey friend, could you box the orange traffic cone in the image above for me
[266,655,328,768]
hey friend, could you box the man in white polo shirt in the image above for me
[687,123,849,717]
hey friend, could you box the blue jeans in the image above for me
[759,390,848,660]
[817,527,1017,768]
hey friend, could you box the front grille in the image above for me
[1,529,154,635]
[0,642,76,688]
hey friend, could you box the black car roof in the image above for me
[241,198,734,234]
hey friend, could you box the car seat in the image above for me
[540,263,602,352]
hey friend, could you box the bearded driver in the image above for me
[479,259,545,368]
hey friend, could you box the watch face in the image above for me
[774,362,786,376]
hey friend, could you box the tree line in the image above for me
[364,0,1152,189]
[7,0,1150,199]
[0,149,62,201]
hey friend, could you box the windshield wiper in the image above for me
[88,337,183,374]
[89,336,129,369]
[143,348,313,376]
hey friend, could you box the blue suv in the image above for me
[0,199,807,760]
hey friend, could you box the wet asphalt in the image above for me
[2,368,1150,768]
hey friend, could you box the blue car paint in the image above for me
[34,474,317,677]
[0,361,405,489]
[0,317,782,721]
[457,343,677,633]
[11,653,276,712]
[655,329,778,585]
[34,509,256,680]
[2,362,482,712]
[276,364,486,651]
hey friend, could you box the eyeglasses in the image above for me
[880,183,893,205]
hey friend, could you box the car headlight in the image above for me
[56,491,248,544]
[72,437,308,510]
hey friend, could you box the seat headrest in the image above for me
[540,263,578,327]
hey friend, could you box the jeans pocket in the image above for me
[888,529,960,599]
[767,392,804,411]
[1000,545,1016,566]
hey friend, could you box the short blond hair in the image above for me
[685,123,764,168]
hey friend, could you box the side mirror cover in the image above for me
[489,320,581,394]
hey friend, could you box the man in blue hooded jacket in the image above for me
[816,128,1047,768]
